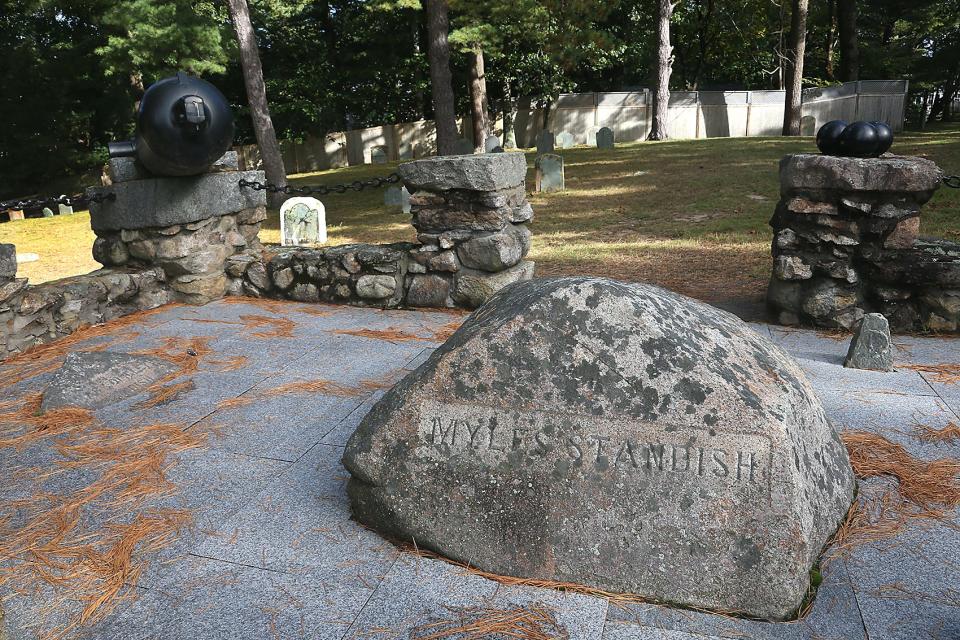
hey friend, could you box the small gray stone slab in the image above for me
[844,313,893,371]
[597,126,615,149]
[536,153,564,192]
[397,153,527,192]
[41,351,179,413]
[88,169,267,232]
[370,146,388,164]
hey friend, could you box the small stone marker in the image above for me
[343,277,855,620]
[7,210,24,221]
[484,136,503,153]
[16,252,39,264]
[280,196,327,246]
[596,127,615,149]
[535,153,564,192]
[844,313,894,371]
[384,185,411,214]
[455,138,475,155]
[42,207,54,217]
[41,351,180,413]
[555,131,574,149]
[536,131,554,155]
[57,199,74,215]
[370,146,388,164]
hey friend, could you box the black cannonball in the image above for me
[839,121,881,158]
[870,121,894,155]
[816,120,848,155]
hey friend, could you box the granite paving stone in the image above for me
[320,390,387,446]
[195,443,399,575]
[796,356,937,397]
[484,584,609,640]
[602,622,726,640]
[844,511,960,640]
[341,554,499,639]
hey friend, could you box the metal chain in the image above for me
[0,191,115,215]
[944,175,960,189]
[238,173,401,196]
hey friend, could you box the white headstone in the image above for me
[280,196,326,246]
[555,131,575,149]
[384,185,412,214]
[484,136,503,153]
[535,154,564,192]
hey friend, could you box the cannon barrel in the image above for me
[108,72,235,177]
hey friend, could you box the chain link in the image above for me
[944,175,960,189]
[238,173,401,197]
[0,191,116,215]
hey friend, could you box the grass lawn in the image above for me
[3,124,958,309]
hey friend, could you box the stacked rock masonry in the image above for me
[243,153,535,308]
[768,154,959,331]
[89,152,268,305]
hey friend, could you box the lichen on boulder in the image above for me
[343,276,855,620]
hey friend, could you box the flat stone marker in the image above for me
[597,126,615,149]
[484,135,503,153]
[555,131,574,149]
[343,277,855,621]
[370,146,388,164]
[455,138,475,155]
[844,313,893,371]
[280,196,327,246]
[535,153,564,192]
[42,207,54,217]
[57,201,74,215]
[536,131,554,155]
[41,351,180,413]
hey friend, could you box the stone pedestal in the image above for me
[88,152,267,305]
[768,154,959,331]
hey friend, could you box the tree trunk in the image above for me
[411,8,426,120]
[825,0,836,80]
[648,0,674,141]
[502,79,516,148]
[837,0,859,82]
[469,47,490,153]
[423,0,458,155]
[226,0,287,207]
[782,0,809,136]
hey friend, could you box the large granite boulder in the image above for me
[343,277,855,620]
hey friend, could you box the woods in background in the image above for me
[1,0,958,196]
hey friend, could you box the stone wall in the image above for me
[239,153,535,309]
[768,154,959,331]
[0,242,173,357]
[89,152,267,305]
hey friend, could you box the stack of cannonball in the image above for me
[816,120,894,158]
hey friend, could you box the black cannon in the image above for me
[108,72,235,176]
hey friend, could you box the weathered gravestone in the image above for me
[370,146,388,164]
[555,131,575,149]
[41,351,180,413]
[484,136,503,153]
[455,138,475,155]
[383,185,411,214]
[597,127,615,149]
[535,153,564,192]
[536,131,554,155]
[280,196,327,246]
[343,277,856,620]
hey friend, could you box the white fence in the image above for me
[236,80,908,174]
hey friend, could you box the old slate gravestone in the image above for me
[370,146,388,164]
[42,351,179,412]
[535,154,564,192]
[455,138,475,155]
[343,277,855,620]
[597,127,615,149]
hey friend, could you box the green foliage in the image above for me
[97,0,230,83]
